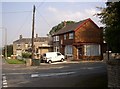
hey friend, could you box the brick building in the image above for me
[52,18,103,60]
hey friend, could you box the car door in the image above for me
[56,52,62,61]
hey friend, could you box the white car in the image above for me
[42,52,65,63]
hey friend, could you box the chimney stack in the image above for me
[63,21,66,27]
[36,34,38,38]
[19,35,22,39]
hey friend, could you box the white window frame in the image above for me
[84,44,101,56]
[56,36,59,41]
[64,34,66,40]
[53,36,59,42]
[25,43,28,48]
[69,32,73,39]
[65,45,73,56]
[54,46,59,52]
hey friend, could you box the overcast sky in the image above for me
[1,1,106,46]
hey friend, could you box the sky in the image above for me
[1,0,106,46]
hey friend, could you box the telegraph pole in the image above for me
[5,28,7,60]
[0,27,7,59]
[31,5,35,59]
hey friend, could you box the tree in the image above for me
[49,21,75,35]
[97,2,120,52]
[2,45,13,57]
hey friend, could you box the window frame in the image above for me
[64,34,66,40]
[65,45,73,56]
[69,32,74,39]
[84,44,101,56]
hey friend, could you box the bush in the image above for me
[6,59,25,64]
[22,53,31,58]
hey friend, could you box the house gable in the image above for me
[75,19,103,43]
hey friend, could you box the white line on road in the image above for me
[2,74,8,88]
[3,82,7,85]
[31,74,39,78]
[31,72,76,78]
[3,85,8,87]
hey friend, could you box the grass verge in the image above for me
[6,59,25,64]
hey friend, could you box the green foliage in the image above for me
[49,21,75,35]
[6,59,25,64]
[22,52,31,58]
[2,45,13,57]
[97,2,120,52]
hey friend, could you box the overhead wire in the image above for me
[1,11,32,14]
[9,11,32,43]
[37,10,51,28]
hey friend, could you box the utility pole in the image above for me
[5,28,7,60]
[31,5,35,59]
[0,27,7,59]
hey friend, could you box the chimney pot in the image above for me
[19,35,22,39]
[36,34,38,38]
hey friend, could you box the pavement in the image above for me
[2,60,103,70]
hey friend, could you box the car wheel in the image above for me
[61,58,64,62]
[48,60,52,64]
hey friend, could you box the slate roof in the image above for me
[53,19,88,35]
[13,37,49,43]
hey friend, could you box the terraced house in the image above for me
[52,18,103,61]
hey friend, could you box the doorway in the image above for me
[78,47,83,59]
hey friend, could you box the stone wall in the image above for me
[107,59,120,89]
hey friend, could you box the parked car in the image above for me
[42,52,65,63]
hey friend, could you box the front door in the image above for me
[78,47,82,59]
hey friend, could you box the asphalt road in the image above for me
[2,61,107,87]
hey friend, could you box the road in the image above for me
[2,61,107,87]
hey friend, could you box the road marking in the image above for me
[2,74,8,88]
[3,79,7,83]
[3,82,7,85]
[31,72,76,78]
[3,85,8,87]
[31,74,39,78]
[80,66,103,70]
[5,72,39,75]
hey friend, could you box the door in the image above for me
[56,52,62,61]
[78,47,82,59]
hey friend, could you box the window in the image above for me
[25,44,28,48]
[54,46,59,52]
[57,52,61,56]
[61,39,63,44]
[53,36,59,41]
[64,34,66,40]
[69,33,73,39]
[56,36,59,41]
[53,36,56,42]
[17,44,21,48]
[65,45,73,56]
[84,44,101,56]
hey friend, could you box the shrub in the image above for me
[22,53,31,58]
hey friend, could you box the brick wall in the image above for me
[107,59,120,88]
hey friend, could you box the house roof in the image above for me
[53,18,99,35]
[13,37,49,43]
